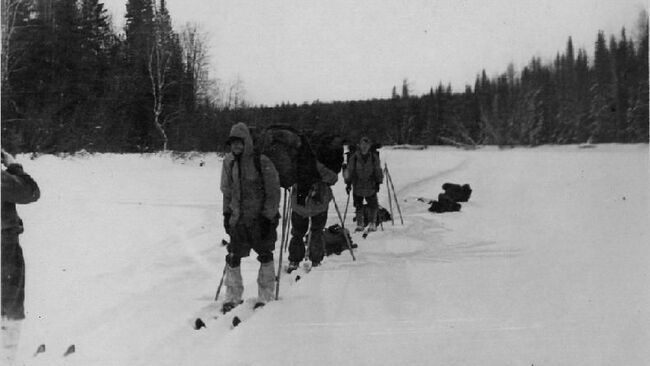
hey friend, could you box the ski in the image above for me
[34,344,46,356]
[31,343,75,358]
[227,299,267,329]
[192,297,284,331]
[63,344,76,357]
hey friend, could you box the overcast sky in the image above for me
[103,0,646,106]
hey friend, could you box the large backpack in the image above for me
[308,131,344,174]
[252,125,321,201]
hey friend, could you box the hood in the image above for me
[229,122,254,156]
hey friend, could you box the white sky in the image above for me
[103,0,647,106]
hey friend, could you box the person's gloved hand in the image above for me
[346,184,352,195]
[223,213,231,235]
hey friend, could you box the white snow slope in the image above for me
[7,144,650,366]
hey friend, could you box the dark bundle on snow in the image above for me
[323,224,358,256]
[427,183,472,213]
[428,193,461,213]
[441,183,472,202]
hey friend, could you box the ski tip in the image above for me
[63,344,75,357]
[194,318,206,330]
[34,344,46,357]
[232,316,241,328]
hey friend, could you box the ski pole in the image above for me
[385,165,404,225]
[214,263,227,301]
[299,190,315,270]
[329,187,356,261]
[275,188,290,300]
[284,193,293,253]
[303,217,313,270]
[384,165,395,226]
[342,191,351,226]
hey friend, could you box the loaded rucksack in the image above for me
[323,224,357,256]
[251,125,321,205]
[308,131,345,174]
[251,125,303,189]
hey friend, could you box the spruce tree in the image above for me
[591,31,616,142]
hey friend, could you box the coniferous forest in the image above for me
[1,0,648,153]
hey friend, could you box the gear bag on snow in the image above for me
[353,204,392,226]
[323,224,357,256]
[428,193,461,213]
[442,183,472,202]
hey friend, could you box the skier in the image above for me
[2,149,40,363]
[220,123,281,312]
[344,136,383,232]
[285,159,338,272]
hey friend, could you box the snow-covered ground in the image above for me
[7,144,650,365]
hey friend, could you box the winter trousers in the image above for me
[1,231,25,320]
[353,193,378,227]
[223,260,276,305]
[288,211,328,264]
[223,218,277,304]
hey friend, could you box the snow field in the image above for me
[7,145,650,365]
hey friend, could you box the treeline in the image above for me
[228,15,648,148]
[2,0,231,153]
[1,2,648,153]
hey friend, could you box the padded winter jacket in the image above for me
[2,164,40,234]
[291,161,338,218]
[345,150,383,197]
[221,123,281,227]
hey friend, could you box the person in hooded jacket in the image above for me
[344,136,383,232]
[2,149,40,363]
[220,123,281,312]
